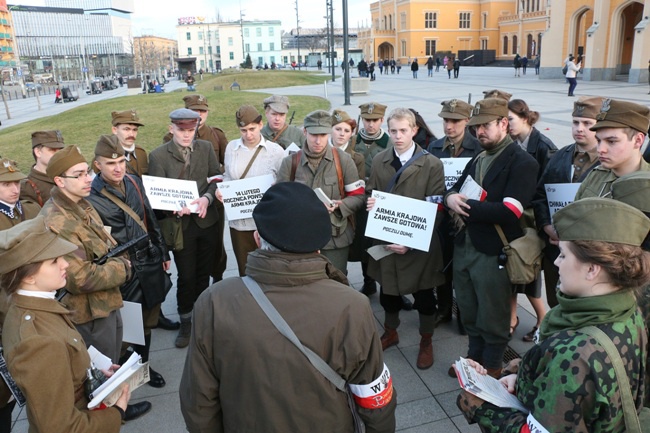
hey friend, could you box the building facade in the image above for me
[0,0,17,73]
[133,35,177,79]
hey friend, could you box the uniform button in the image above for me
[24,315,31,320]
[73,338,78,343]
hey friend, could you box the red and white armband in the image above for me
[348,363,394,409]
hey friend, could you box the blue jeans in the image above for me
[412,71,417,78]
[567,77,577,95]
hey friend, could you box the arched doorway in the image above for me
[526,34,533,58]
[572,7,592,57]
[615,1,644,75]
[377,42,394,62]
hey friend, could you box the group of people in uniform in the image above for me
[0,78,649,433]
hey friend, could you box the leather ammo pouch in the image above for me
[494,225,544,285]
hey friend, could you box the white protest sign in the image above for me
[217,174,274,221]
[441,158,471,189]
[365,191,437,252]
[142,175,200,213]
[545,183,580,216]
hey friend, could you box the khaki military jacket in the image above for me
[3,295,122,433]
[575,159,650,199]
[39,187,128,325]
[355,131,393,178]
[261,123,306,149]
[0,200,40,230]
[180,250,396,433]
[20,167,56,206]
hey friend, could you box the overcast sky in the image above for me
[18,0,372,38]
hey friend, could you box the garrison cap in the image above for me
[46,145,87,179]
[438,99,473,120]
[235,105,263,127]
[359,102,387,120]
[31,130,65,149]
[0,158,26,182]
[553,197,650,246]
[95,134,125,158]
[253,182,330,253]
[303,110,332,134]
[590,98,650,133]
[263,95,290,113]
[169,108,200,128]
[572,96,604,120]
[183,94,209,111]
[467,98,509,126]
[611,172,650,213]
[0,215,78,275]
[331,109,352,125]
[482,89,512,101]
[111,110,144,127]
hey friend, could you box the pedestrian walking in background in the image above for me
[534,55,540,75]
[411,58,419,79]
[378,59,384,75]
[521,56,528,75]
[435,57,441,72]
[447,58,453,79]
[565,55,581,97]
[453,57,461,78]
[426,56,434,77]
[513,54,521,77]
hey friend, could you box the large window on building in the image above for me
[256,28,262,37]
[401,40,406,57]
[269,27,274,36]
[503,36,508,55]
[229,52,234,60]
[400,13,406,30]
[186,32,191,41]
[459,12,471,29]
[245,43,250,52]
[257,43,262,51]
[481,39,488,50]
[425,40,436,56]
[199,47,204,55]
[425,12,437,29]
[187,47,192,55]
[512,35,518,54]
[228,37,233,46]
[270,42,275,51]
[198,32,203,40]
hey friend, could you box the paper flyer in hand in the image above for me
[142,175,200,213]
[459,175,487,201]
[87,352,150,409]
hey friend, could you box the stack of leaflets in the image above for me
[87,351,150,409]
[453,357,528,413]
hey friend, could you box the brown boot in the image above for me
[486,367,503,379]
[416,333,434,369]
[380,326,399,350]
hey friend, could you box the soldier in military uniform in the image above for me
[101,110,149,177]
[574,99,650,199]
[260,95,306,149]
[427,100,481,331]
[0,158,40,230]
[482,89,512,101]
[457,198,650,432]
[19,130,65,206]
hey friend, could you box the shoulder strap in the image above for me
[494,224,509,247]
[124,176,148,232]
[100,187,148,233]
[273,123,290,142]
[580,326,642,433]
[25,179,44,207]
[241,276,346,391]
[385,148,427,193]
[240,146,264,179]
[290,151,301,182]
[331,147,345,199]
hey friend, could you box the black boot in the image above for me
[133,334,166,388]
[125,401,152,421]
[157,310,180,330]
[360,261,377,296]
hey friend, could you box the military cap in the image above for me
[331,109,352,125]
[467,98,509,126]
[184,94,209,111]
[611,171,650,213]
[572,96,603,119]
[0,158,27,182]
[590,98,650,133]
[95,134,125,158]
[0,215,78,275]
[253,182,330,253]
[111,110,144,127]
[235,105,263,127]
[359,102,387,120]
[46,145,87,179]
[31,130,65,149]
[482,89,512,101]
[263,95,290,113]
[304,110,332,134]
[438,99,473,120]
[169,108,200,129]
[553,197,650,246]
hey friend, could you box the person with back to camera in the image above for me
[457,197,650,433]
[0,216,131,433]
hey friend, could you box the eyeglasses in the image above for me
[58,168,93,179]
[470,118,501,133]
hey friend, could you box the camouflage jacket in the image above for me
[39,187,129,325]
[261,123,305,150]
[639,286,650,408]
[20,166,56,206]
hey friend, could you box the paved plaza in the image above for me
[6,67,650,432]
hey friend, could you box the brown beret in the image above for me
[359,102,387,119]
[572,96,604,119]
[183,94,209,111]
[0,158,26,182]
[235,105,262,127]
[438,99,473,120]
[331,109,352,125]
[0,215,78,275]
[46,145,87,179]
[590,98,650,133]
[263,95,289,113]
[467,98,509,126]
[95,134,125,158]
[31,130,65,149]
[482,89,512,101]
[111,110,144,127]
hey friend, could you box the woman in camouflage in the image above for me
[457,198,650,432]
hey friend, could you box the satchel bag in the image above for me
[561,65,568,75]
[495,225,544,285]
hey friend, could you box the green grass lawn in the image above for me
[0,70,331,170]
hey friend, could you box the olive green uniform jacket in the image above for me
[20,167,56,206]
[366,147,446,295]
[179,250,396,433]
[355,131,393,178]
[39,187,129,325]
[3,295,122,433]
[343,141,366,179]
[261,123,305,149]
[575,159,650,199]
[0,200,40,230]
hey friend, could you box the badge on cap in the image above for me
[574,103,585,117]
[112,153,118,158]
[239,120,245,126]
[198,96,205,103]
[334,112,342,122]
[597,98,611,120]
[448,99,457,113]
[367,103,374,114]
[131,110,139,121]
[56,130,63,141]
[473,104,481,116]
[3,160,14,172]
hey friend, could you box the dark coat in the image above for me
[427,130,481,159]
[411,61,419,71]
[524,127,557,181]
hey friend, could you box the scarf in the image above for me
[538,289,637,341]
[475,135,512,184]
[303,144,328,171]
[359,128,384,143]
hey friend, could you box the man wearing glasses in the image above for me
[444,98,538,378]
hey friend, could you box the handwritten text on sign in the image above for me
[142,175,200,213]
[217,174,274,221]
[365,190,437,252]
[545,183,580,216]
[440,158,471,190]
